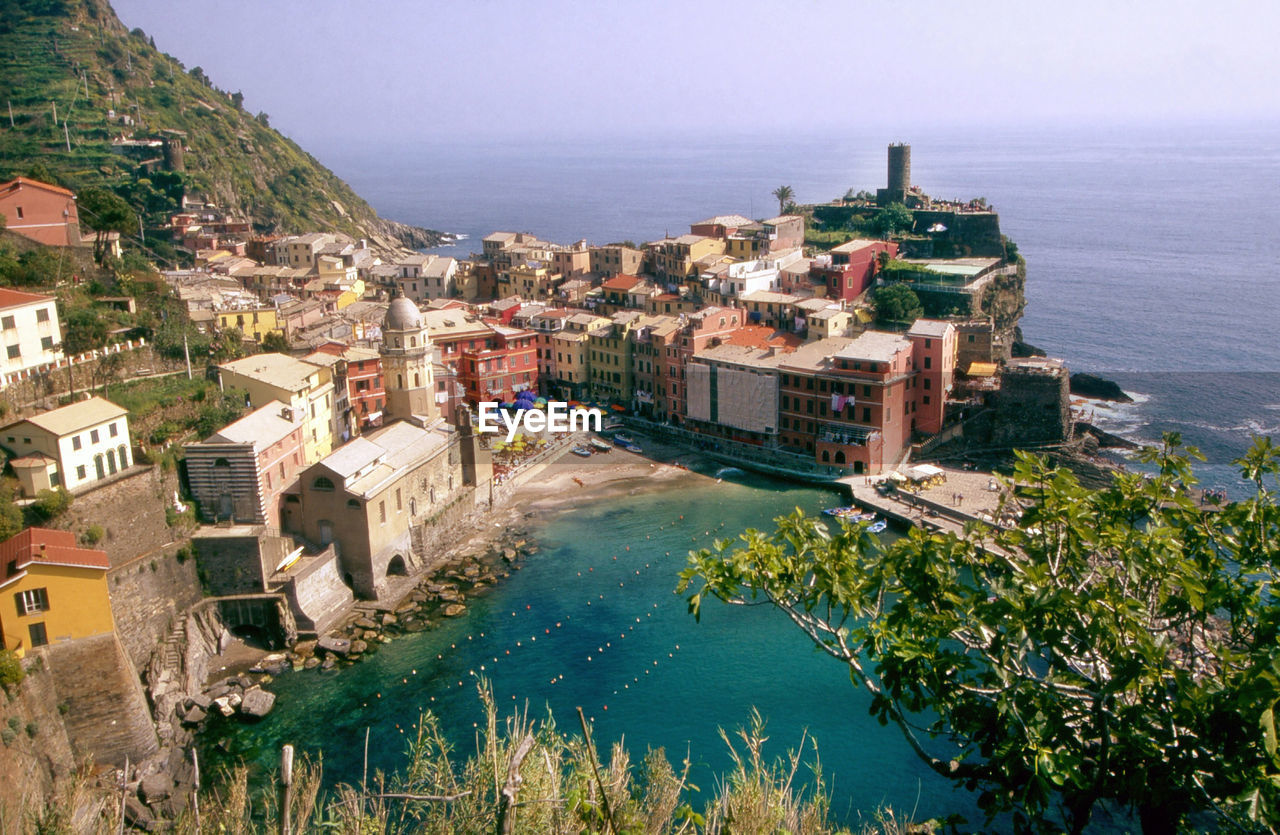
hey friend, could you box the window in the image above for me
[395,488,402,511]
[924,356,932,369]
[14,207,22,220]
[862,407,871,422]
[924,378,931,390]
[28,622,47,648]
[40,336,53,351]
[76,465,86,480]
[923,395,931,405]
[968,334,975,343]
[16,587,49,615]
[90,429,99,443]
[379,501,386,523]
[6,345,18,360]
[72,435,82,451]
[109,422,118,437]
[313,476,335,491]
[347,498,360,509]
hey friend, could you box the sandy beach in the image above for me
[512,434,714,514]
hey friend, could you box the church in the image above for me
[290,296,493,599]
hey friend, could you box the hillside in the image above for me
[0,0,444,255]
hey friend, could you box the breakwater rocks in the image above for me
[1070,372,1132,402]
[319,528,537,667]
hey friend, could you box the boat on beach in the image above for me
[570,446,592,457]
[621,442,643,453]
[589,438,612,452]
[613,433,635,446]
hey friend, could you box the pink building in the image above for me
[906,319,957,436]
[0,178,82,248]
[183,402,307,527]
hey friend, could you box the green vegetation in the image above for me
[681,436,1280,832]
[869,284,922,325]
[0,483,24,541]
[872,202,913,235]
[0,649,25,688]
[81,523,103,545]
[0,0,439,251]
[259,330,290,353]
[31,486,72,520]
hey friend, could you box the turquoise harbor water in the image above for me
[204,472,980,824]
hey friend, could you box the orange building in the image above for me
[0,178,83,248]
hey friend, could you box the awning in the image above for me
[966,362,998,377]
[907,464,945,480]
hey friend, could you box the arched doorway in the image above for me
[318,520,334,545]
[387,555,407,576]
[834,450,846,465]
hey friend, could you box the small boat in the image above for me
[589,438,612,452]
[622,442,643,453]
[570,446,592,457]
[823,507,877,523]
[613,433,635,446]
[868,520,888,534]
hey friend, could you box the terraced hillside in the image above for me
[0,0,442,251]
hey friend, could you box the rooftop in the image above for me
[207,401,301,447]
[692,214,753,228]
[0,287,55,311]
[0,527,109,588]
[316,420,452,499]
[219,353,329,393]
[906,319,954,338]
[834,331,911,363]
[8,396,127,438]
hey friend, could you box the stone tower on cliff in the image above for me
[380,295,438,425]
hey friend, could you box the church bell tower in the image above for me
[380,295,437,424]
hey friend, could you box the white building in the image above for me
[0,288,63,386]
[1,397,132,496]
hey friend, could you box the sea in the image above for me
[205,125,1280,826]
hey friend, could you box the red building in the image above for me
[458,325,538,403]
[811,239,898,301]
[312,342,385,432]
[778,332,915,475]
[906,319,957,436]
[0,178,82,248]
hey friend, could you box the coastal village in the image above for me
[0,144,1104,823]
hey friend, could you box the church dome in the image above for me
[385,296,422,330]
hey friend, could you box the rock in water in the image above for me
[443,603,466,617]
[1070,373,1133,402]
[239,687,276,718]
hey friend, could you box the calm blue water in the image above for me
[209,127,1278,824]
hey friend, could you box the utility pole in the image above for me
[138,214,145,244]
[6,100,13,128]
[183,331,192,380]
[63,121,71,152]
[51,100,57,123]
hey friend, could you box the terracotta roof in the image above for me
[1,177,76,198]
[0,287,55,311]
[0,527,109,586]
[601,274,642,291]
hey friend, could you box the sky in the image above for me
[110,0,1280,148]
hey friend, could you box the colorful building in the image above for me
[1,397,132,496]
[0,287,63,384]
[217,354,337,463]
[184,402,306,526]
[0,177,83,248]
[458,325,538,404]
[0,528,113,658]
[811,239,899,301]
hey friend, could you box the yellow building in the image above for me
[0,528,114,658]
[215,306,282,344]
[218,353,337,463]
[587,311,641,404]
